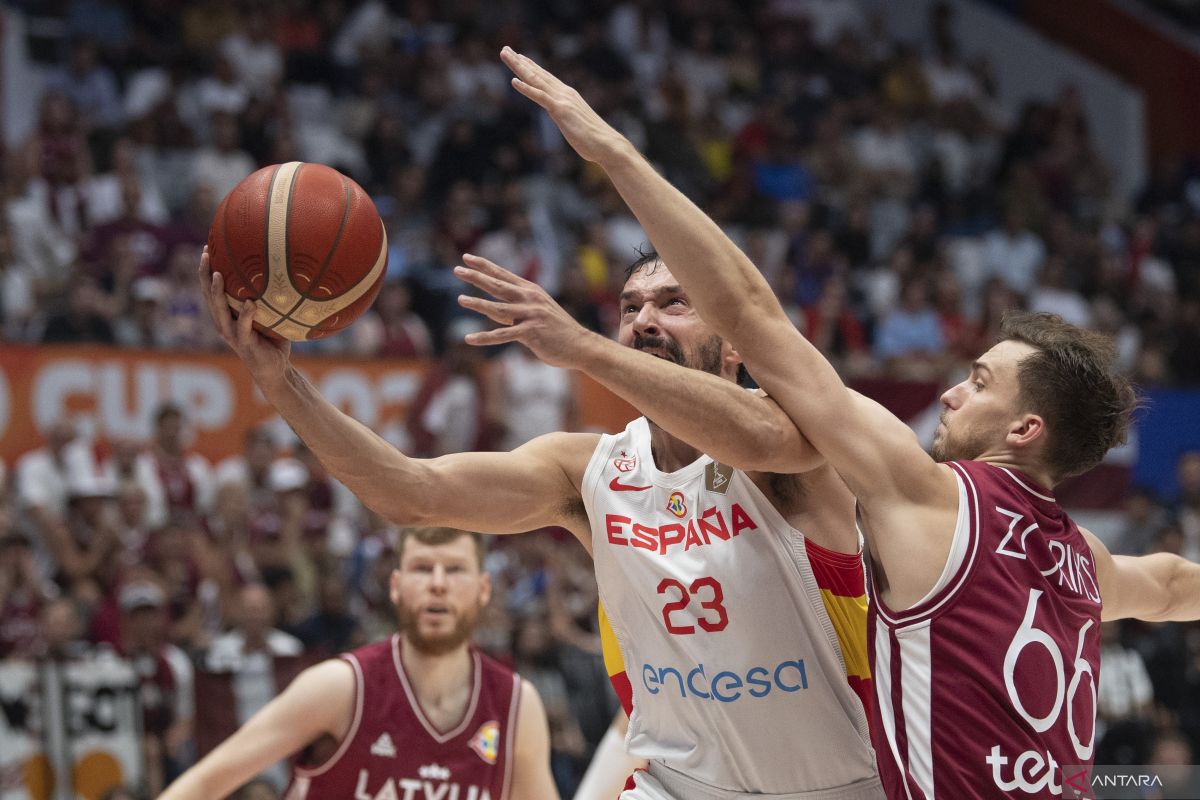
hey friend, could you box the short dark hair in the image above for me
[396,527,486,569]
[623,245,663,282]
[1000,312,1139,482]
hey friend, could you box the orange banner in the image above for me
[0,345,638,464]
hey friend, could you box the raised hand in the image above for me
[454,254,596,369]
[198,246,291,385]
[500,46,631,167]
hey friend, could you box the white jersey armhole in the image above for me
[907,468,972,608]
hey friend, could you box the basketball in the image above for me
[206,161,388,341]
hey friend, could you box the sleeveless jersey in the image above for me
[584,417,878,793]
[285,636,521,800]
[870,460,1102,799]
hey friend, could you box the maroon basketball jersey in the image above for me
[869,460,1101,799]
[285,635,522,800]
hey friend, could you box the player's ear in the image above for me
[389,569,402,606]
[478,571,493,608]
[724,342,743,376]
[1008,413,1045,449]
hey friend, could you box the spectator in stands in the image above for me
[487,344,577,452]
[204,583,303,789]
[874,275,946,376]
[981,205,1046,297]
[188,111,255,202]
[15,420,96,542]
[1097,621,1155,736]
[290,573,364,657]
[214,426,277,512]
[118,577,195,795]
[219,9,283,100]
[38,274,115,344]
[44,38,124,133]
[407,318,491,457]
[114,277,171,348]
[47,472,121,593]
[348,279,434,358]
[36,596,90,660]
[0,531,47,658]
[147,404,215,520]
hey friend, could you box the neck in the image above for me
[647,418,704,472]
[399,635,473,701]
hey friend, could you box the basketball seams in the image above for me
[272,173,355,336]
[266,161,306,334]
[221,166,288,317]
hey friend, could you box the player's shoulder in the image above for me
[517,431,602,481]
[283,657,358,710]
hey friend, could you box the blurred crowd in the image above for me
[2,0,1200,796]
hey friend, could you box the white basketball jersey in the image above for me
[584,418,878,793]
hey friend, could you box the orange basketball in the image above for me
[207,162,387,341]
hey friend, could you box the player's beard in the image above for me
[634,333,725,376]
[930,413,992,463]
[397,601,481,656]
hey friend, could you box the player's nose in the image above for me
[941,382,966,409]
[631,304,660,337]
[429,564,449,590]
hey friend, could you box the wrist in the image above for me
[573,331,620,374]
[595,137,639,172]
[255,363,294,398]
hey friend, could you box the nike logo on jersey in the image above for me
[369,732,396,758]
[610,476,652,492]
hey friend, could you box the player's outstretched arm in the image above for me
[160,659,353,800]
[509,681,561,800]
[200,250,594,541]
[455,255,823,475]
[575,710,647,800]
[499,48,949,511]
[1085,530,1200,622]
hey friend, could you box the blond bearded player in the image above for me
[160,528,558,800]
[484,46,1200,800]
[195,77,884,800]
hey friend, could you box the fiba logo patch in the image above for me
[705,462,734,495]
[666,492,687,518]
[468,720,500,764]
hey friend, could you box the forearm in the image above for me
[1157,554,1200,621]
[256,366,432,523]
[573,332,817,473]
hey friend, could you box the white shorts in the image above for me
[621,763,886,800]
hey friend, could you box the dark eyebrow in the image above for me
[619,285,685,303]
[972,361,993,379]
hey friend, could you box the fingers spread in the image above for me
[458,294,517,326]
[463,253,538,289]
[464,325,527,347]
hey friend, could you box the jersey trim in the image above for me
[501,674,521,800]
[873,624,915,800]
[998,466,1056,502]
[391,635,482,743]
[628,417,711,487]
[291,656,365,778]
[873,462,981,628]
[897,623,935,799]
